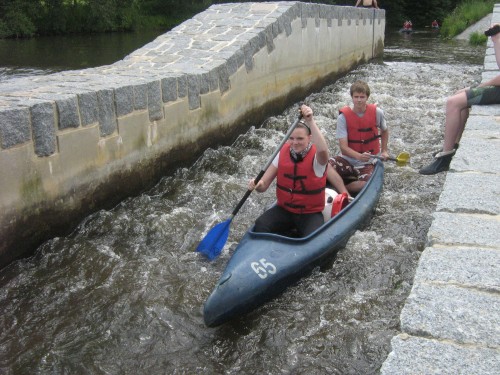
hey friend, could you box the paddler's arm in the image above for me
[301,104,329,166]
[339,137,372,163]
[248,164,278,193]
[326,165,350,196]
[380,127,389,160]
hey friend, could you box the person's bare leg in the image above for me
[443,91,468,152]
[346,180,366,194]
[421,27,499,175]
[326,165,349,195]
[419,91,466,175]
[455,107,469,144]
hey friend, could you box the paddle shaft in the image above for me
[231,115,303,217]
[371,152,409,164]
[371,154,395,162]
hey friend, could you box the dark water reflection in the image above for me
[0,30,485,374]
[0,30,164,81]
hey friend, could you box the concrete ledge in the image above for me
[401,282,499,346]
[428,212,500,247]
[382,335,499,375]
[381,4,500,374]
[437,173,500,214]
[414,246,500,292]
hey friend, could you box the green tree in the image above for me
[380,0,456,28]
[37,0,68,34]
[0,0,40,37]
[0,0,494,39]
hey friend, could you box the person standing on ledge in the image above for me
[419,24,500,175]
[355,0,379,8]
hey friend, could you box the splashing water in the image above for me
[0,31,485,374]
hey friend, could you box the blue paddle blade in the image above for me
[196,219,232,260]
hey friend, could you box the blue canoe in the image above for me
[203,160,384,327]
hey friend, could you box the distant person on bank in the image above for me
[355,0,379,9]
[419,24,500,175]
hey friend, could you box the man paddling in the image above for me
[328,80,390,194]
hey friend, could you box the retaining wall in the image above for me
[0,2,385,267]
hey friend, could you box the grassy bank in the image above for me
[440,0,496,44]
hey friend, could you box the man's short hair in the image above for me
[350,80,371,97]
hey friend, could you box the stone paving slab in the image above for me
[437,173,500,214]
[414,247,500,292]
[469,103,500,115]
[482,70,500,82]
[451,136,500,173]
[484,59,500,70]
[428,212,500,248]
[464,113,500,132]
[381,335,500,375]
[400,282,500,346]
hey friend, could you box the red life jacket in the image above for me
[339,104,381,154]
[276,143,326,214]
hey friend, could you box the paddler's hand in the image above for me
[248,179,263,191]
[359,152,372,162]
[299,104,313,121]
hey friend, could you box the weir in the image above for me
[0,2,385,268]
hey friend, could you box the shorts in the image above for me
[466,85,500,106]
[328,156,374,184]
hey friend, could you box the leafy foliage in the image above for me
[469,31,487,45]
[0,0,144,37]
[440,0,496,38]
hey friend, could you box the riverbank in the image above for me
[455,13,492,40]
[380,5,500,374]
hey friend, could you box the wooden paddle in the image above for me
[196,113,303,260]
[372,151,410,166]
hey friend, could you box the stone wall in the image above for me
[0,2,385,267]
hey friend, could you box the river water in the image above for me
[0,30,163,81]
[0,30,484,374]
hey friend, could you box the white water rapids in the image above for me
[0,30,485,374]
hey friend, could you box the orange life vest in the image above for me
[339,104,381,154]
[276,143,326,214]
